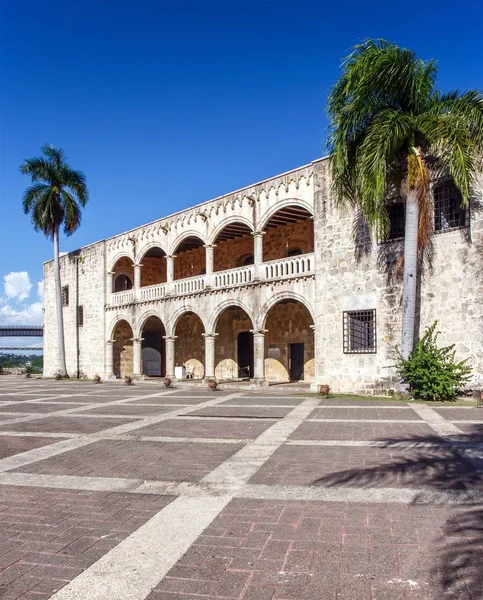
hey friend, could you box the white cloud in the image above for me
[0,302,43,325]
[0,272,43,325]
[4,272,32,301]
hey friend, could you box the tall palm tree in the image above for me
[20,145,88,377]
[328,40,483,360]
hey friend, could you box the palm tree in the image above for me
[328,40,483,361]
[20,145,88,377]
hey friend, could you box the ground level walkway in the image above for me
[0,376,481,599]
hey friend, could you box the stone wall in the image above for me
[43,242,107,378]
[264,301,314,382]
[175,313,205,379]
[174,247,205,280]
[214,235,253,272]
[141,257,166,286]
[311,159,483,392]
[263,220,314,262]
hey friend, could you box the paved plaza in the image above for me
[0,378,481,599]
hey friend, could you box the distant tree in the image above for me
[20,145,88,376]
[327,40,483,363]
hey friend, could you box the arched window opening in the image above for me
[114,275,133,292]
[236,253,254,267]
[286,248,303,258]
[173,236,205,280]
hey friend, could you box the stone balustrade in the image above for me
[110,289,135,306]
[213,265,254,289]
[139,283,167,301]
[172,274,206,296]
[108,255,313,306]
[264,253,314,280]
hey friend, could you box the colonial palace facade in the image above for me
[43,158,483,392]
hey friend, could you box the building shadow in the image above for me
[310,430,483,598]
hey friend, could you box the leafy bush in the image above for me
[396,322,472,401]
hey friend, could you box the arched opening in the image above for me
[174,312,205,379]
[214,305,254,380]
[114,275,133,292]
[173,235,205,280]
[213,222,254,272]
[264,300,314,382]
[141,316,166,377]
[263,206,314,261]
[140,246,167,287]
[111,257,134,293]
[113,320,133,378]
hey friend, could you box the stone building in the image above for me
[43,158,483,392]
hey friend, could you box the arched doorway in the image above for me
[214,305,254,380]
[141,316,166,377]
[264,300,314,382]
[113,320,134,378]
[262,205,314,261]
[111,257,134,293]
[174,312,205,379]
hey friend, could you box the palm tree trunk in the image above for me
[401,189,419,361]
[53,227,68,376]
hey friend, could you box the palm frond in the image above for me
[22,183,50,214]
[61,190,82,235]
[428,90,483,149]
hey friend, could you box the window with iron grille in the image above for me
[343,310,376,353]
[378,200,405,243]
[434,180,469,232]
[77,306,84,327]
[61,286,69,307]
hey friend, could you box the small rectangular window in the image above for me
[378,200,405,243]
[343,310,376,354]
[61,286,69,307]
[434,180,469,232]
[77,306,84,327]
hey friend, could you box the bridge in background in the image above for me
[0,326,43,352]
[0,326,43,337]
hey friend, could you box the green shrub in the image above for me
[396,322,472,401]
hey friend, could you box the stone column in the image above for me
[252,231,265,280]
[105,340,115,379]
[309,324,322,392]
[165,255,176,295]
[163,336,177,378]
[107,271,115,296]
[251,329,268,386]
[132,338,143,378]
[204,244,216,288]
[202,333,218,381]
[134,263,142,300]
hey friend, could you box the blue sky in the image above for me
[1,0,482,326]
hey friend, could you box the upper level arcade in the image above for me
[107,164,315,307]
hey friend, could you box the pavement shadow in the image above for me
[311,431,483,599]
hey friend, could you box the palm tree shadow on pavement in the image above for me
[310,428,483,599]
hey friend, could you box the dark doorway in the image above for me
[237,331,254,379]
[289,343,304,381]
[142,331,164,376]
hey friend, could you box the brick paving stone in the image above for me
[185,407,291,419]
[289,421,435,441]
[249,444,482,489]
[454,423,483,440]
[317,399,408,407]
[308,407,422,420]
[127,397,210,405]
[433,408,483,421]
[75,405,174,417]
[221,398,304,407]
[0,436,66,459]
[146,499,481,600]
[15,439,244,482]
[0,416,135,434]
[0,485,172,600]
[132,418,273,439]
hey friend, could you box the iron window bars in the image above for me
[343,310,377,354]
